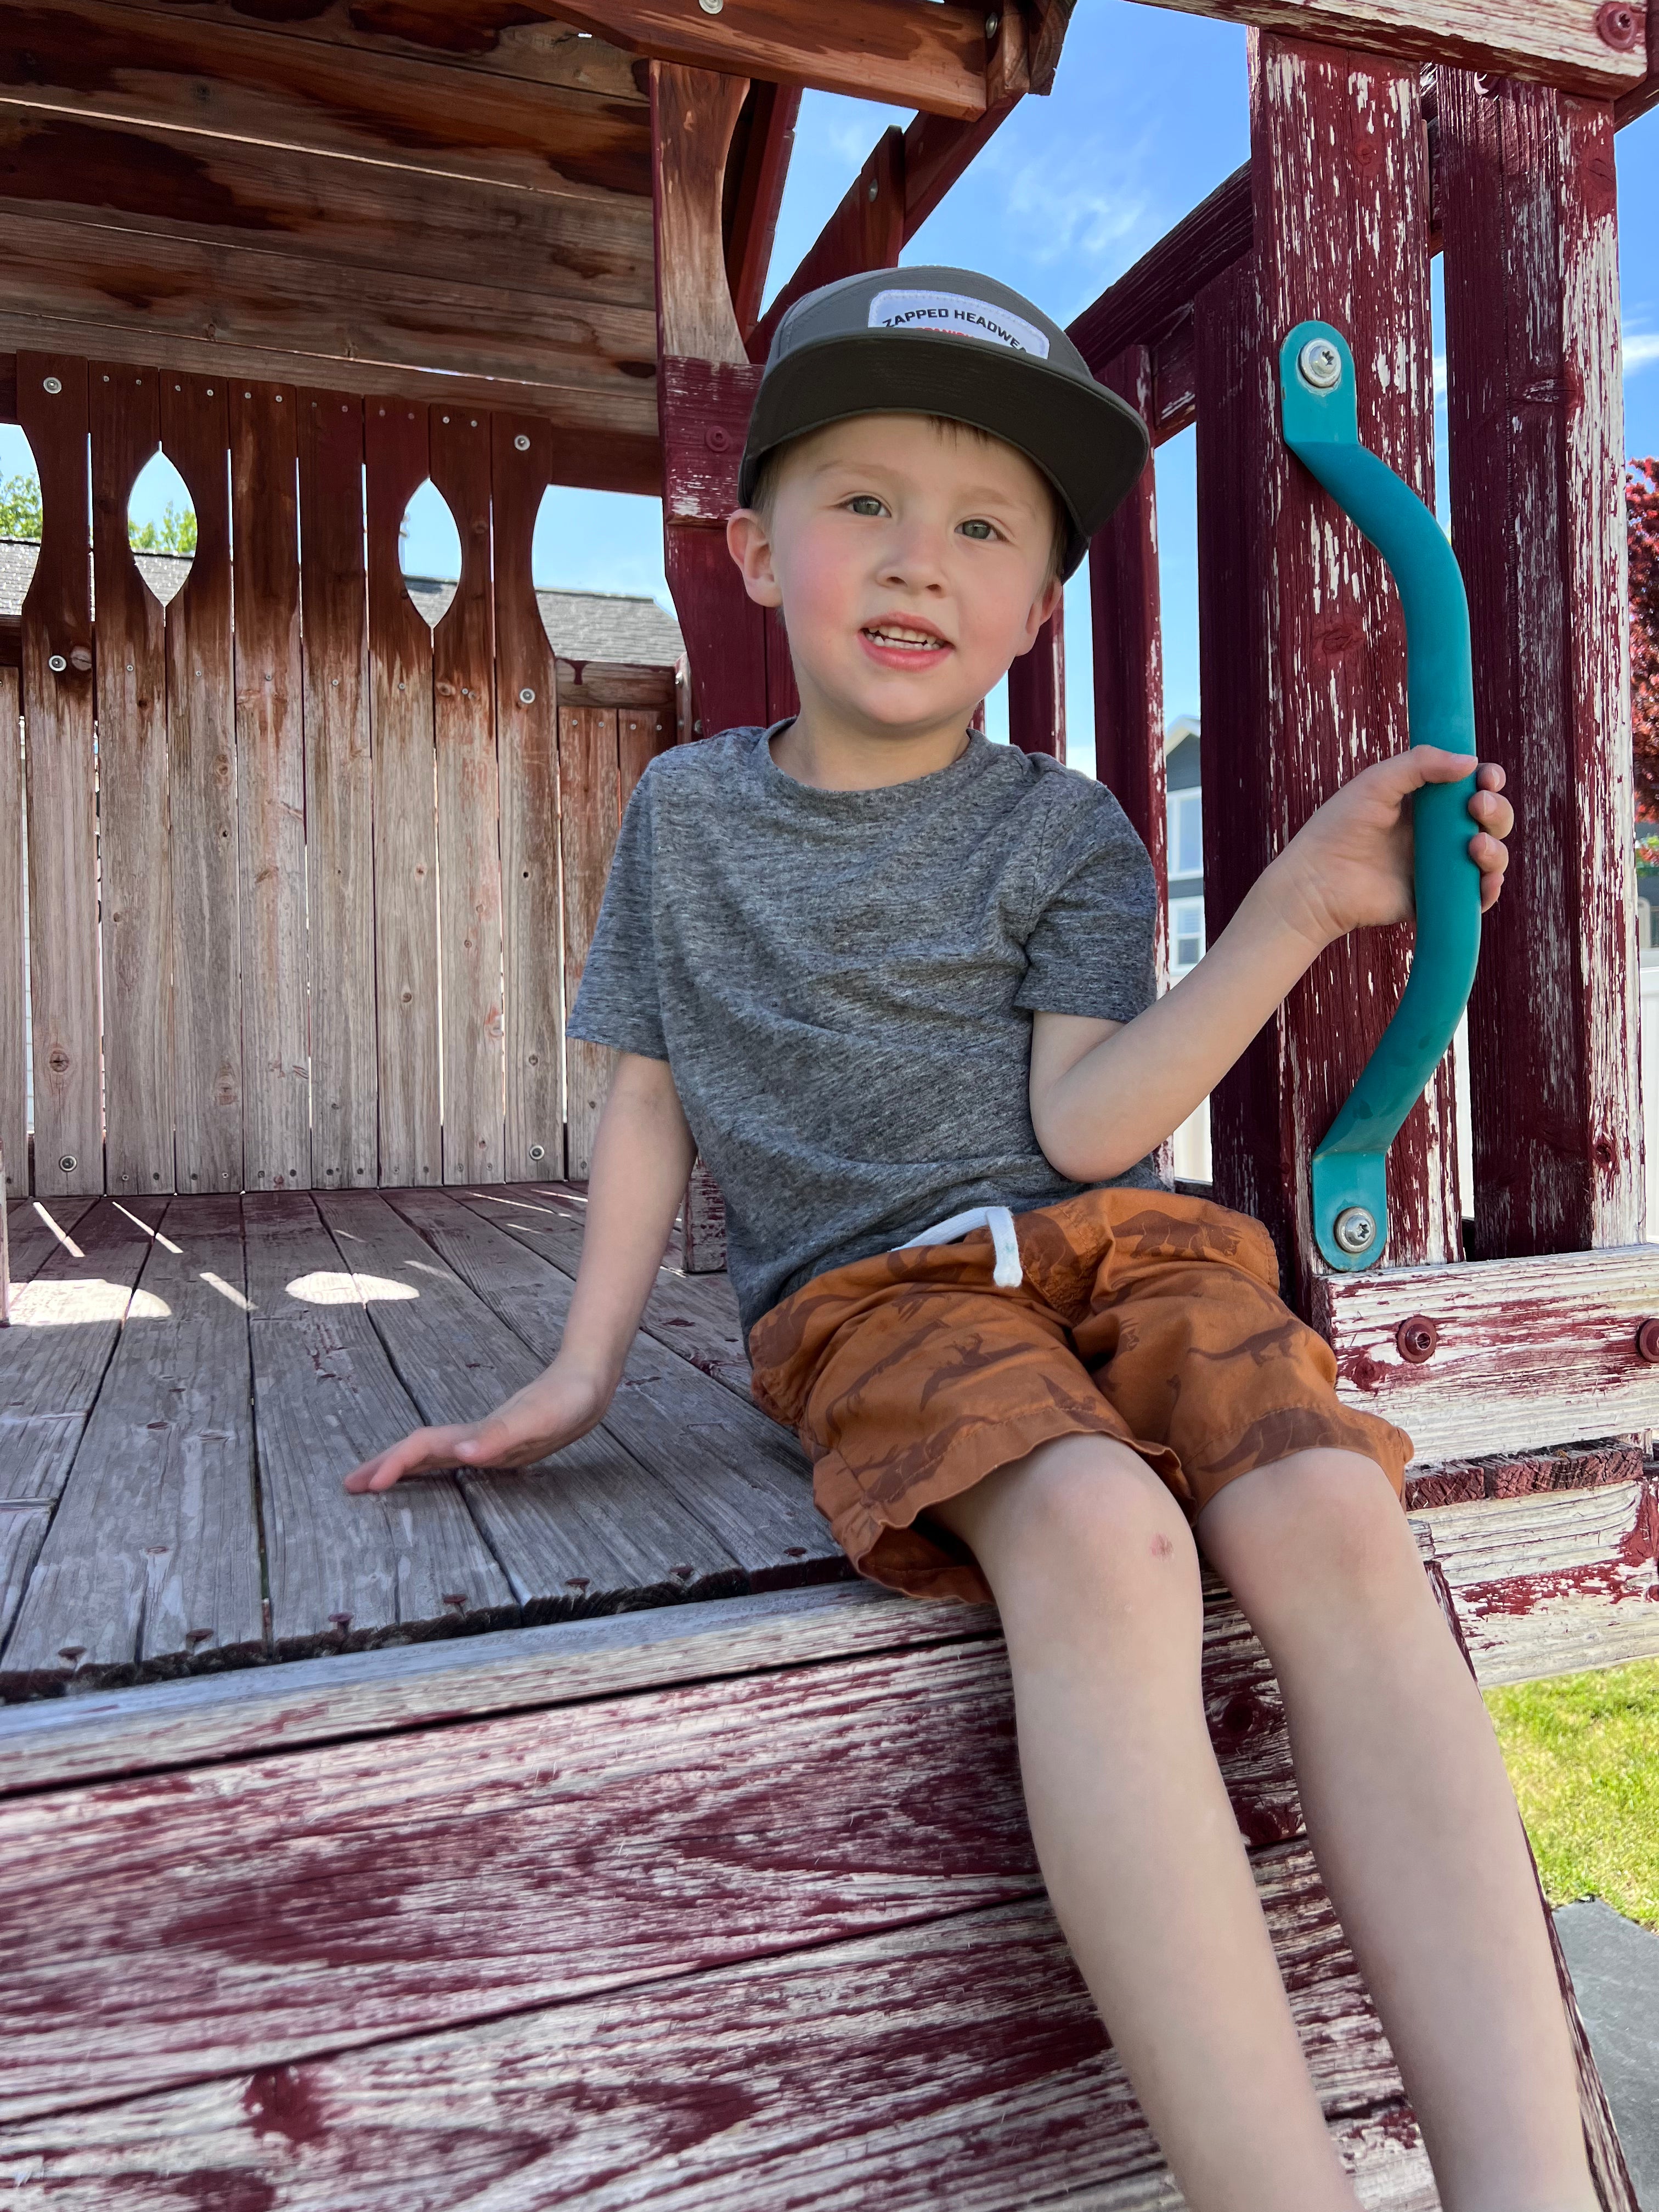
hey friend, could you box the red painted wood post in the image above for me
[1090,343,1167,990]
[651,61,776,1272]
[1006,603,1065,760]
[1437,71,1643,1258]
[1194,37,1459,1307]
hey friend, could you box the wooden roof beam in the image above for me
[723,80,802,336]
[746,4,1042,361]
[1128,0,1646,99]
[550,0,995,119]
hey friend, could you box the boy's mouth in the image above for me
[860,620,951,662]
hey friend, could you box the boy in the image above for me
[345,270,1595,2212]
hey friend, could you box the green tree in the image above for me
[129,500,197,555]
[0,472,43,540]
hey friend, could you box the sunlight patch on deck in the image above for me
[5,1282,170,1324]
[284,1271,419,1305]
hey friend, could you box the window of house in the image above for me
[1166,787,1203,881]
[1169,894,1206,978]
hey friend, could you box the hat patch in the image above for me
[867,289,1051,359]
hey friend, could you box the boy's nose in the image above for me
[878,527,951,590]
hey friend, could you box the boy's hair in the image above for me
[746,415,1070,588]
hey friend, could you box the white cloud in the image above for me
[1626,332,1659,375]
[994,134,1160,297]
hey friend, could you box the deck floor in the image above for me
[0,1185,840,1701]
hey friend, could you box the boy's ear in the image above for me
[725,509,783,609]
[1013,572,1066,655]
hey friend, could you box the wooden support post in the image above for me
[1006,604,1065,761]
[1438,71,1642,1258]
[18,355,100,1200]
[1090,343,1167,986]
[1194,37,1459,1308]
[0,654,23,1203]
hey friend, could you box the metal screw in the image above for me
[1332,1205,1376,1256]
[518,686,536,704]
[1297,337,1344,391]
[529,1143,546,1161]
[1595,0,1640,47]
[1634,1318,1659,1363]
[698,0,723,12]
[42,375,61,394]
[1395,1314,1439,1364]
[58,1154,76,1173]
[986,10,1000,34]
[514,433,531,452]
[47,653,66,673]
[868,180,878,201]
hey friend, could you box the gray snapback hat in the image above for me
[738,266,1149,579]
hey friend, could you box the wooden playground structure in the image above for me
[1,0,1658,2201]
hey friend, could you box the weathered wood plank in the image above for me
[1314,1243,1659,1460]
[0,1582,988,1796]
[725,79,800,336]
[1412,1476,1659,1686]
[0,1198,99,1289]
[558,703,622,1183]
[383,1187,841,1584]
[313,1190,747,1615]
[0,101,654,306]
[0,1199,167,1510]
[564,0,990,119]
[0,1197,267,1699]
[0,1502,52,1652]
[298,392,377,1189]
[1402,1437,1643,1510]
[618,704,672,806]
[1007,603,1066,761]
[231,381,310,1191]
[651,62,750,369]
[1136,0,1644,95]
[554,656,676,710]
[162,371,242,1194]
[454,1183,753,1395]
[366,401,441,1187]
[493,414,566,1184]
[1438,71,1642,1256]
[17,352,99,1201]
[0,668,22,1199]
[1199,41,1457,1306]
[241,1193,517,1658]
[0,313,663,492]
[0,1863,1427,2207]
[1,1,654,200]
[430,407,505,1184]
[88,0,648,100]
[89,363,173,1200]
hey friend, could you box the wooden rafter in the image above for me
[1133,0,1645,97]
[746,5,1041,359]
[548,0,993,118]
[723,80,802,336]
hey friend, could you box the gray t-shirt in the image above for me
[568,723,1163,1338]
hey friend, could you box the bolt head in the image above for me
[698,0,723,12]
[1595,0,1640,47]
[518,686,536,705]
[985,10,1000,34]
[1635,1318,1659,1364]
[514,433,531,452]
[1395,1314,1439,1364]
[58,1154,76,1173]
[529,1143,546,1161]
[47,653,67,673]
[1332,1205,1376,1256]
[42,375,61,394]
[1297,337,1344,391]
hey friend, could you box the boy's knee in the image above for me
[1200,1448,1419,1633]
[971,1432,1199,1624]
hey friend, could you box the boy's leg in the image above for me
[1197,1450,1598,2212]
[929,1432,1364,2212]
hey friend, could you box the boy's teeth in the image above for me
[867,626,943,648]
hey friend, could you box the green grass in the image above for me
[1485,1657,1659,1932]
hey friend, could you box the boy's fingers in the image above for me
[1474,759,1506,793]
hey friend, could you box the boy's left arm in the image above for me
[1029,748,1513,1186]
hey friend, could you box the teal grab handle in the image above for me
[1278,323,1481,1272]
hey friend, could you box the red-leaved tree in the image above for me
[1633,457,1659,822]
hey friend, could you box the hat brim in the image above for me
[736,331,1150,579]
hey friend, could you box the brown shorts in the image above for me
[748,1186,1412,1604]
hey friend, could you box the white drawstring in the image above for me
[897,1204,1023,1288]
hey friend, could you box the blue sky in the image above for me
[4,3,1656,763]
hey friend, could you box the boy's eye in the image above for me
[845,495,886,517]
[959,518,998,541]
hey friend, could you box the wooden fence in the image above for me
[0,353,675,1204]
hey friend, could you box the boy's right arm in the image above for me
[342,1052,696,1493]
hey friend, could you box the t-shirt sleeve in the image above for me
[565,766,669,1060]
[1014,780,1158,1023]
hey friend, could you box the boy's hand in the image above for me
[342,1364,608,1494]
[1259,748,1513,953]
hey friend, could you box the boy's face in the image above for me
[727,414,1064,743]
